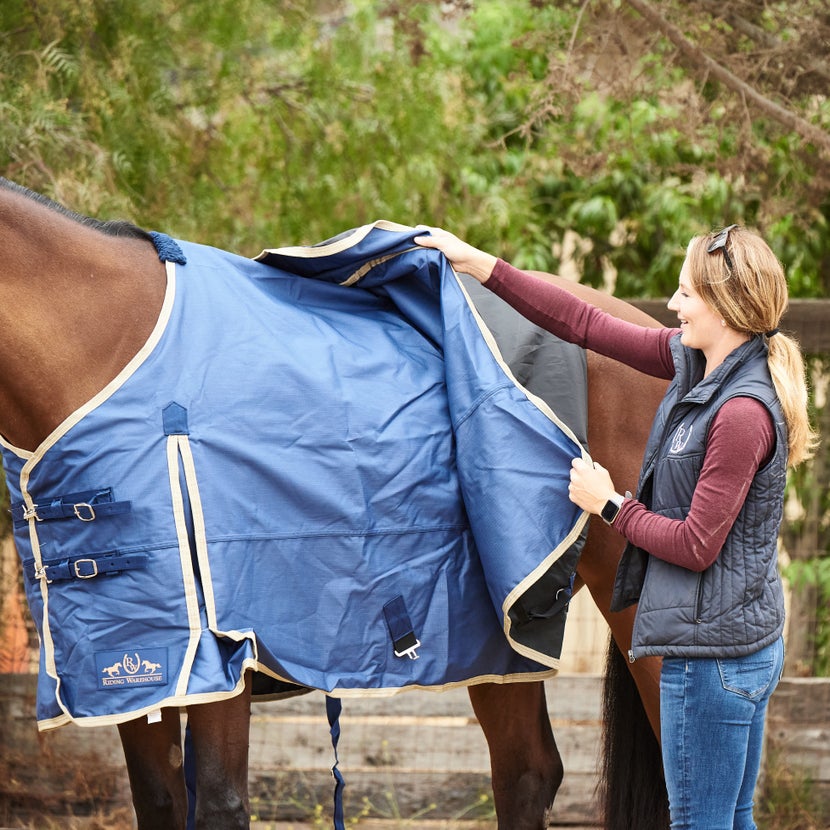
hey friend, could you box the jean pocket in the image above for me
[717,645,781,700]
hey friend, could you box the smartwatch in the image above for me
[601,493,625,526]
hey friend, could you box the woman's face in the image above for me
[667,259,724,352]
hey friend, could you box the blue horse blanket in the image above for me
[2,221,589,729]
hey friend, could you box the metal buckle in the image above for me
[394,639,421,660]
[34,564,51,583]
[73,558,99,579]
[73,502,96,521]
[23,504,41,521]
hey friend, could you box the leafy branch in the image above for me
[623,0,830,159]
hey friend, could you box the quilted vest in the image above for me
[610,333,788,659]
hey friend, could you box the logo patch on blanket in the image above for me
[96,649,168,690]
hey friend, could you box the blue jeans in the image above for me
[660,636,784,830]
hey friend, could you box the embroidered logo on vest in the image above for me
[669,422,694,454]
[96,648,167,690]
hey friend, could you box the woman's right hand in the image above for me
[413,227,497,284]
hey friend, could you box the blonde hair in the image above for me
[686,226,819,467]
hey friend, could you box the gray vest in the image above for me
[610,334,788,659]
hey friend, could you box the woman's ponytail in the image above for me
[767,332,819,467]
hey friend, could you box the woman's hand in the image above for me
[413,227,497,283]
[568,457,618,515]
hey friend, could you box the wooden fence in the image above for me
[0,673,603,826]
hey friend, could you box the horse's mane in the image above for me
[0,177,153,242]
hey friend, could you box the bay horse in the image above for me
[0,177,668,830]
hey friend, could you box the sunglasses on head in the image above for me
[706,224,738,272]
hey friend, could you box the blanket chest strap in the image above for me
[12,487,132,526]
[28,551,150,583]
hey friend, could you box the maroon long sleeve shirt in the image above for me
[488,259,775,573]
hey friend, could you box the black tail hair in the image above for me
[598,634,669,829]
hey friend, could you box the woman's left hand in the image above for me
[569,457,617,515]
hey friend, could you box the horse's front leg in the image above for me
[468,681,562,830]
[118,707,189,829]
[185,673,253,830]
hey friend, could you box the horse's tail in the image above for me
[598,635,669,830]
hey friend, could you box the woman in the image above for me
[415,224,817,830]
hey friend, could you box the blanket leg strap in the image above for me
[326,695,346,830]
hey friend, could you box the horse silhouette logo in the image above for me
[101,661,122,678]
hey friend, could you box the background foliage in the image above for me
[1,0,828,672]
[2,0,829,289]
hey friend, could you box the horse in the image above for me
[0,176,669,830]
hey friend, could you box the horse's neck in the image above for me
[0,200,166,451]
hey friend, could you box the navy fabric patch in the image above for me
[163,402,189,435]
[149,231,187,264]
[96,648,168,690]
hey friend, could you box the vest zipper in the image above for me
[694,574,704,624]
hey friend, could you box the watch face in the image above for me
[601,499,619,524]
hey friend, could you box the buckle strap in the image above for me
[383,595,421,660]
[28,551,149,583]
[11,488,132,527]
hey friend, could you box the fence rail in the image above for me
[630,299,830,352]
